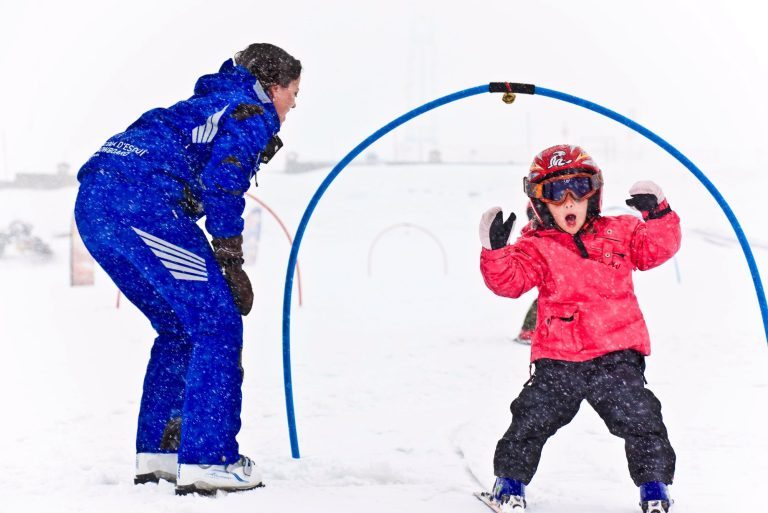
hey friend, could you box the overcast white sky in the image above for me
[1,0,767,177]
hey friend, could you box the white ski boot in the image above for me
[175,454,263,496]
[498,495,526,512]
[135,452,177,484]
[642,499,671,513]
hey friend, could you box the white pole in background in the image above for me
[1,131,8,182]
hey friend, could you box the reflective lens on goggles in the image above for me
[525,173,601,204]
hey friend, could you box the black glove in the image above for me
[211,235,253,316]
[625,194,658,211]
[479,207,516,250]
[491,211,517,250]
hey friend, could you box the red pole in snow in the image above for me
[245,192,303,307]
[116,194,304,308]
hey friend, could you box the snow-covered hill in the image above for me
[1,159,766,513]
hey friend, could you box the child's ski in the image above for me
[474,492,503,513]
[474,491,525,512]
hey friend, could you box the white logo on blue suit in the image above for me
[191,105,229,144]
[133,227,208,282]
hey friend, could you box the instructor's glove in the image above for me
[212,235,253,316]
[625,181,671,219]
[479,207,516,250]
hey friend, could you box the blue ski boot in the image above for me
[492,477,526,511]
[640,481,672,513]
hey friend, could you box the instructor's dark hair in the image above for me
[235,43,302,88]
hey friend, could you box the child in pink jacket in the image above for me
[478,144,680,513]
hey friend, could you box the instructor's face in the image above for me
[269,77,301,125]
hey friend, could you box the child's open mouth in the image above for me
[565,214,577,226]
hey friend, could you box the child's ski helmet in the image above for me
[524,144,603,227]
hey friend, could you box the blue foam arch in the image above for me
[281,84,767,458]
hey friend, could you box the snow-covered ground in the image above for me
[1,156,766,513]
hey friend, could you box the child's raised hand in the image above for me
[479,207,516,250]
[625,181,665,212]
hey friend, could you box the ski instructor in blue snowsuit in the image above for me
[74,43,301,496]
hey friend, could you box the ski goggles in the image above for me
[524,172,602,204]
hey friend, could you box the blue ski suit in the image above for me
[74,59,281,464]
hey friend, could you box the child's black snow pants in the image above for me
[494,349,675,486]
